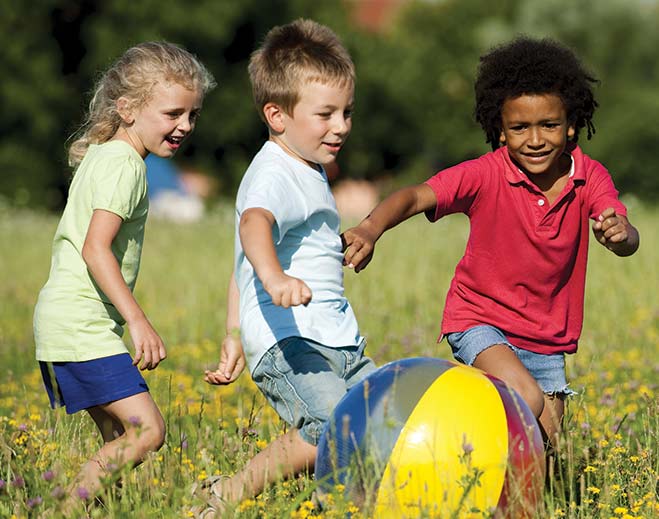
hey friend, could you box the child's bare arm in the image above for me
[342,183,437,272]
[239,207,312,307]
[205,271,245,385]
[592,207,640,257]
[82,209,166,370]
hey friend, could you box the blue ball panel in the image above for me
[315,358,456,494]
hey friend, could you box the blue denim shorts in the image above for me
[446,325,575,396]
[39,353,149,414]
[251,337,377,445]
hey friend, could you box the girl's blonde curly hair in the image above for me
[68,41,215,167]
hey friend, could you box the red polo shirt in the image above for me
[425,144,626,354]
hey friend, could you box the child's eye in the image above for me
[317,112,332,118]
[344,109,353,118]
[510,125,526,132]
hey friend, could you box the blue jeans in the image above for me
[446,325,576,396]
[251,337,376,445]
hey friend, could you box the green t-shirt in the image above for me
[34,140,149,362]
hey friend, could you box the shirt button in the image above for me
[537,199,545,206]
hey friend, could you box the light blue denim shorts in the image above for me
[446,325,575,396]
[251,337,377,445]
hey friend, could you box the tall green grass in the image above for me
[0,200,657,518]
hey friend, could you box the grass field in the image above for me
[0,200,657,518]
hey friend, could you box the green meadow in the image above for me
[0,200,657,518]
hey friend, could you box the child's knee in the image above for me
[139,414,166,453]
[515,380,545,418]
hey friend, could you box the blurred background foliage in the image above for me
[2,0,658,210]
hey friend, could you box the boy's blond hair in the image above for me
[248,19,355,122]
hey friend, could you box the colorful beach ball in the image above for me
[315,357,545,518]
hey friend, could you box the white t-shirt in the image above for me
[235,141,362,371]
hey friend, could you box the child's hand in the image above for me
[128,317,167,370]
[205,334,246,385]
[342,224,377,273]
[262,272,312,308]
[592,208,639,256]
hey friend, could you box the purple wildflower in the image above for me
[12,476,25,488]
[462,435,474,456]
[77,486,90,500]
[42,470,55,482]
[27,496,43,509]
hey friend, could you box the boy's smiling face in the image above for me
[267,79,354,169]
[500,93,575,180]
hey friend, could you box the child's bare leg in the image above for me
[473,344,568,451]
[472,344,545,419]
[539,393,565,448]
[68,392,165,502]
[212,427,316,504]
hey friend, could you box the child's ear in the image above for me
[116,97,135,125]
[263,102,286,134]
[499,131,506,145]
[567,124,576,140]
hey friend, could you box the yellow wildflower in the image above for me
[238,499,256,511]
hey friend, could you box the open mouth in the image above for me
[165,135,185,147]
[323,142,342,152]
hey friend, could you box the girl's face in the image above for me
[499,93,575,179]
[119,81,204,159]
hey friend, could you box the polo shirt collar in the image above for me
[501,142,585,186]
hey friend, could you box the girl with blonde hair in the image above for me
[34,41,214,510]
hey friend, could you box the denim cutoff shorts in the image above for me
[251,337,377,445]
[446,325,576,396]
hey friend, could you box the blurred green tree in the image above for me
[0,0,353,208]
[0,1,79,208]
[508,0,659,198]
[346,0,659,198]
[1,0,657,209]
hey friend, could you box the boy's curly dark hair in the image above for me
[474,36,599,150]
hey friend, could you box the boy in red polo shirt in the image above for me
[342,36,639,446]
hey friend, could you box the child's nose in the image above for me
[333,116,350,135]
[528,127,544,147]
[178,116,193,132]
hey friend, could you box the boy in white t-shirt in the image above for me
[199,19,376,514]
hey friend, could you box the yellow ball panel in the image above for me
[374,364,508,517]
